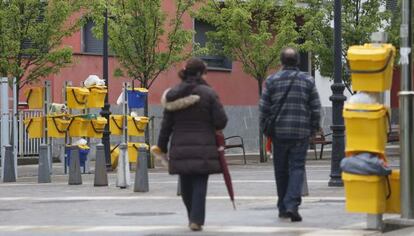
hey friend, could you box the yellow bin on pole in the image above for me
[86,117,107,138]
[24,117,44,138]
[347,44,396,92]
[66,87,90,109]
[68,116,88,137]
[343,172,387,214]
[109,115,124,136]
[343,103,389,155]
[24,87,44,109]
[127,116,149,136]
[128,142,149,163]
[385,170,400,214]
[87,86,107,108]
[46,115,71,138]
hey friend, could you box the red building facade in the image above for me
[46,2,259,107]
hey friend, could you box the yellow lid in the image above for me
[92,117,108,124]
[342,172,384,182]
[128,88,148,93]
[78,144,90,150]
[128,142,149,150]
[344,103,387,111]
[348,44,395,61]
[67,87,90,95]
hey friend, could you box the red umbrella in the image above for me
[215,131,236,210]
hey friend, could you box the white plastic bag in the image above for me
[72,138,87,146]
[49,103,68,115]
[84,75,105,88]
[116,91,124,105]
[348,92,379,104]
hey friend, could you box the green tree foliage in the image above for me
[0,0,86,88]
[197,0,313,94]
[305,0,399,91]
[197,0,327,161]
[90,0,198,89]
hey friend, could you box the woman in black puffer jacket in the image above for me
[156,58,228,231]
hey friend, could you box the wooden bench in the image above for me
[309,130,332,160]
[224,136,247,164]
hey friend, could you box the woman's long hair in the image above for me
[178,58,207,82]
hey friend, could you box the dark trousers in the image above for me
[272,138,309,212]
[179,174,209,225]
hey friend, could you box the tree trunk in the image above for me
[257,78,266,163]
[143,80,154,169]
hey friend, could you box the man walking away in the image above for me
[259,47,321,222]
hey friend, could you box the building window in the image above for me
[83,19,103,54]
[386,0,398,13]
[194,19,232,70]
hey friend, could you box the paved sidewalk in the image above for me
[0,157,402,235]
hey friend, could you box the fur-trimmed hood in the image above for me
[161,88,200,111]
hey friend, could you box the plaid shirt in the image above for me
[259,67,321,139]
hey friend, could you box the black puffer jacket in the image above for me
[157,78,228,175]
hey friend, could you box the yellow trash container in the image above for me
[342,172,387,214]
[110,115,124,135]
[343,103,389,155]
[110,143,149,168]
[86,117,108,138]
[386,170,400,214]
[68,116,88,137]
[24,116,44,138]
[110,145,120,170]
[348,44,396,92]
[24,87,44,109]
[128,143,149,163]
[127,116,149,136]
[66,87,90,109]
[46,115,71,138]
[87,86,107,108]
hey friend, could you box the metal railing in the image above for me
[0,109,42,157]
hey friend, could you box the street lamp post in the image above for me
[328,0,346,187]
[399,0,414,219]
[100,7,112,170]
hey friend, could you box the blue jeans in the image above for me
[272,138,309,212]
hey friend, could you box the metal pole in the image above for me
[400,0,413,219]
[328,0,346,187]
[12,78,18,177]
[100,6,112,170]
[1,77,10,180]
[44,81,52,173]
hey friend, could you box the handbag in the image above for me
[262,71,299,137]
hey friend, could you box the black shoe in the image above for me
[278,211,290,218]
[286,210,302,222]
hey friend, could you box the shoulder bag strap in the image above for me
[269,71,299,126]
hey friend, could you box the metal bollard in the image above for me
[301,169,309,196]
[176,177,181,196]
[116,143,130,188]
[3,145,16,182]
[68,146,82,185]
[38,144,51,183]
[133,147,149,192]
[94,144,108,186]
